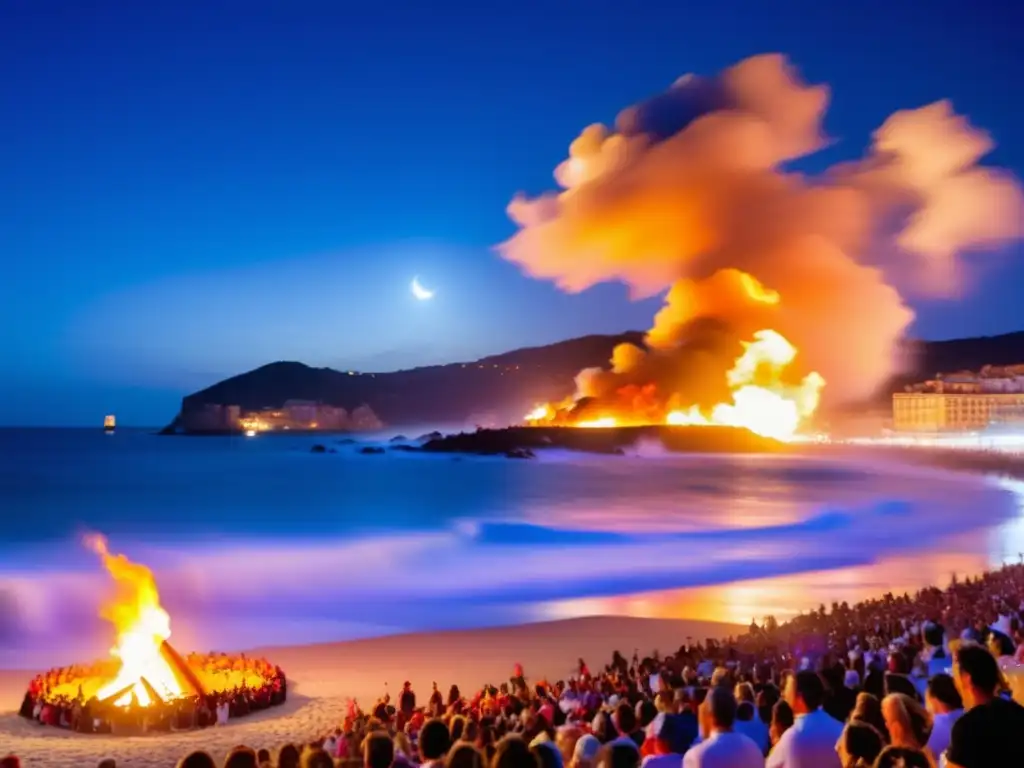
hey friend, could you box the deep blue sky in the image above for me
[2,0,1022,425]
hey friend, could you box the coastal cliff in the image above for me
[165,329,1024,434]
[166,332,644,433]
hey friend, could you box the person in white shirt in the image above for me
[924,673,963,761]
[765,670,843,768]
[683,687,764,768]
[323,732,338,756]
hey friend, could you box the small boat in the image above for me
[104,415,116,433]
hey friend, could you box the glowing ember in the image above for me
[85,535,184,707]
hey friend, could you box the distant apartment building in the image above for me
[892,364,1024,432]
[238,400,378,432]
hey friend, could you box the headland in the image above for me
[162,330,1024,435]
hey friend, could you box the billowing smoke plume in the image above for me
[500,54,1024,416]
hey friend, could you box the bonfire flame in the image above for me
[85,535,184,707]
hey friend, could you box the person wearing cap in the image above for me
[682,687,762,768]
[641,712,696,768]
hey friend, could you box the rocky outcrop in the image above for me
[420,425,787,456]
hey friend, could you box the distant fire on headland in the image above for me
[25,536,284,727]
[525,271,824,441]
[504,55,1023,441]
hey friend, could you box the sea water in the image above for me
[1,427,1023,669]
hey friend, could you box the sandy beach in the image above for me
[0,615,740,767]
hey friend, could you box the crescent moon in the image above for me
[411,276,435,301]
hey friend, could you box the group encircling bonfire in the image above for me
[19,536,286,734]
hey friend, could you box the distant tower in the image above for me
[104,415,116,433]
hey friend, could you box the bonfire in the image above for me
[23,536,285,730]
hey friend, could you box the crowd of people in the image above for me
[16,653,286,733]
[7,563,1024,767]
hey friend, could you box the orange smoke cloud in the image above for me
[500,54,1024,413]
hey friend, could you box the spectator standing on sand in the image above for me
[420,718,453,768]
[276,744,301,768]
[401,681,416,719]
[945,644,1024,768]
[494,735,541,768]
[364,730,395,768]
[224,746,259,768]
[881,693,932,755]
[835,721,884,768]
[923,674,962,760]
[176,753,216,768]
[610,701,644,749]
[683,687,763,768]
[323,728,339,756]
[641,712,693,768]
[430,682,444,716]
[300,748,334,768]
[571,735,602,768]
[765,671,843,768]
[921,623,952,680]
[734,683,769,755]
[448,743,486,768]
[768,701,793,749]
[874,746,931,768]
[597,744,640,768]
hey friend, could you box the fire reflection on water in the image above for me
[537,546,993,627]
[538,483,1024,629]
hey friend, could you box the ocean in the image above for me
[2,427,1023,670]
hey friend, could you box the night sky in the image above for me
[2,0,1022,426]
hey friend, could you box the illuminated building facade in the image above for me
[892,392,1024,432]
[893,365,1024,432]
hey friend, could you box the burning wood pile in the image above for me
[19,536,286,734]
